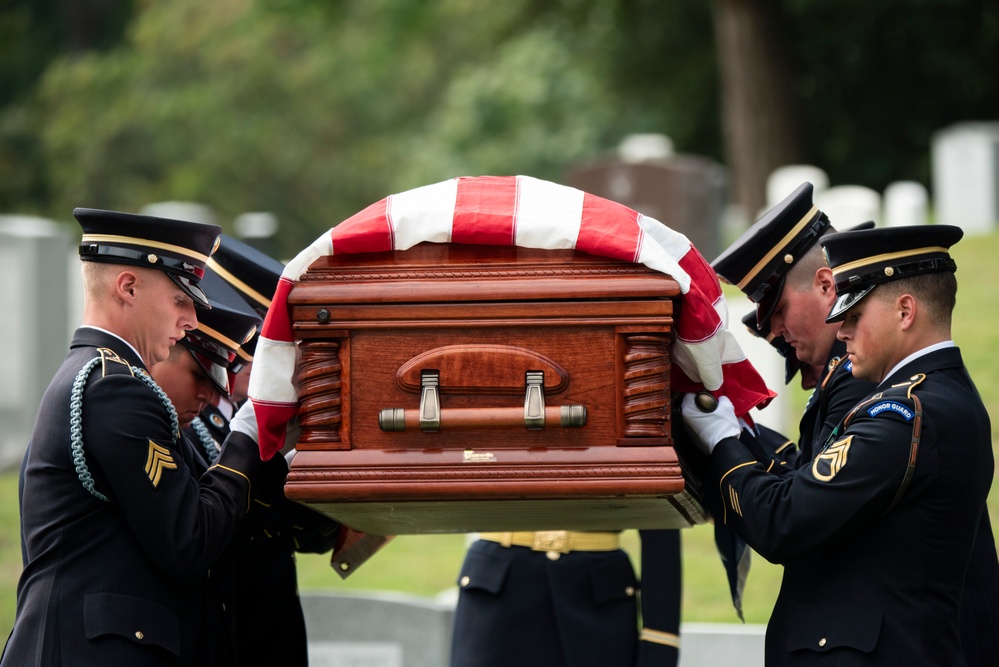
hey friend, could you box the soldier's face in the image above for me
[150,347,218,428]
[836,291,898,383]
[133,270,198,366]
[769,279,840,368]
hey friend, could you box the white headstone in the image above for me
[767,165,829,207]
[618,133,675,163]
[883,181,928,228]
[234,211,278,239]
[726,302,790,435]
[0,218,73,470]
[814,185,881,229]
[931,122,999,235]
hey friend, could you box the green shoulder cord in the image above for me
[70,359,180,502]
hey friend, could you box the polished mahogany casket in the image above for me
[283,242,706,535]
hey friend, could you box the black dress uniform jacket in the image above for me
[778,340,876,468]
[192,402,339,667]
[2,328,273,666]
[705,347,993,666]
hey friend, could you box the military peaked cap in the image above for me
[180,268,263,396]
[712,182,831,329]
[75,207,222,308]
[818,224,963,323]
[206,234,284,319]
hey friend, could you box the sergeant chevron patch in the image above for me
[144,440,177,487]
[813,436,852,482]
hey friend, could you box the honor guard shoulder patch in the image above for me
[813,435,852,482]
[866,400,915,421]
[144,440,177,487]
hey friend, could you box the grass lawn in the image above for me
[0,229,997,641]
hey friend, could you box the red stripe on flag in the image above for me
[331,197,394,254]
[254,402,299,461]
[576,194,643,261]
[452,176,518,245]
[675,247,724,343]
[671,361,775,418]
[260,278,296,344]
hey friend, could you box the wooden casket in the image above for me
[283,242,707,534]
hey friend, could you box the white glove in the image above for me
[229,399,259,444]
[681,393,740,455]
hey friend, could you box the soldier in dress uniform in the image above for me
[681,224,995,665]
[713,187,999,666]
[149,267,264,666]
[1,208,283,666]
[196,234,339,667]
[712,183,878,468]
[450,528,682,666]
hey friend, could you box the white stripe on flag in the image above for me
[283,233,334,283]
[248,337,300,404]
[390,178,458,250]
[635,216,693,293]
[514,175,584,249]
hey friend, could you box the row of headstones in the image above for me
[301,590,765,667]
[767,165,926,230]
[765,121,999,234]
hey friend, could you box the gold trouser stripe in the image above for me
[478,531,620,552]
[736,205,818,289]
[641,628,680,648]
[82,233,210,264]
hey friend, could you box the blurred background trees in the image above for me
[0,0,997,257]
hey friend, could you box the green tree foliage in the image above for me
[781,0,999,190]
[1,0,998,253]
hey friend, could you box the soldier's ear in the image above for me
[815,267,836,296]
[115,270,139,301]
[897,293,917,330]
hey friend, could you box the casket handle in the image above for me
[378,370,587,432]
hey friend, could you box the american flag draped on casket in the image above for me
[249,175,774,461]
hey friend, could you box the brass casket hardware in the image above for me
[379,369,587,433]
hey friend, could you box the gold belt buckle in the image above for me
[532,530,571,553]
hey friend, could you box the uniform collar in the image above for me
[879,341,958,388]
[75,326,146,369]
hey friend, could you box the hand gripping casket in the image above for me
[282,242,707,534]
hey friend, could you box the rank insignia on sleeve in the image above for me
[144,440,177,488]
[866,400,914,421]
[812,436,852,482]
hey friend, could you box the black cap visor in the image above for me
[187,347,231,397]
[754,273,786,330]
[825,285,876,323]
[169,273,211,309]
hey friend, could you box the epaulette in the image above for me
[95,347,136,378]
[820,355,854,391]
[826,373,925,513]
[72,347,181,503]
